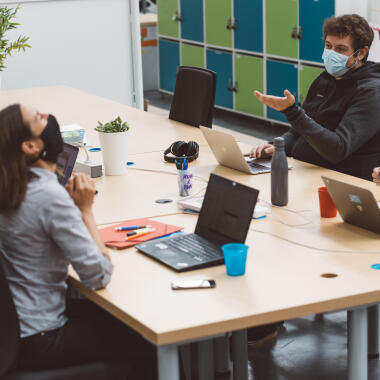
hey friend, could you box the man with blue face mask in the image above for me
[248,14,380,181]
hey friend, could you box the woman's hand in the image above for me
[245,143,274,159]
[372,167,380,185]
[65,173,96,212]
[254,89,295,111]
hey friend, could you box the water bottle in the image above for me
[271,137,288,206]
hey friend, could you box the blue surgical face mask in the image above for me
[322,48,358,77]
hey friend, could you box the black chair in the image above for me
[169,66,216,128]
[0,263,129,380]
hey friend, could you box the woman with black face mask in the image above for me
[0,104,156,378]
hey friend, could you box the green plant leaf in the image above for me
[0,5,30,71]
[94,116,130,133]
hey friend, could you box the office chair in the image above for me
[169,66,216,128]
[0,264,129,380]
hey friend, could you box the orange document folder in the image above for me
[99,218,183,249]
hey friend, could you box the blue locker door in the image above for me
[159,39,180,93]
[234,0,263,53]
[207,49,233,109]
[266,60,298,123]
[300,0,334,63]
[181,0,204,42]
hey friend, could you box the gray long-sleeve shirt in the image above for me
[0,167,113,338]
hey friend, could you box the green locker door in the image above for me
[235,54,264,117]
[266,0,298,59]
[181,43,204,68]
[299,65,324,104]
[205,0,232,48]
[158,0,179,38]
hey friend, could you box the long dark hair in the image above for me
[0,104,32,212]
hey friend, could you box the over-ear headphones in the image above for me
[164,140,199,163]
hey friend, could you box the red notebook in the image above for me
[99,218,183,249]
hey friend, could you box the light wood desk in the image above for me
[2,86,380,380]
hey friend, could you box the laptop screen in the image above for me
[195,174,259,246]
[56,143,79,185]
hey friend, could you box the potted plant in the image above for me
[0,6,31,89]
[95,116,130,175]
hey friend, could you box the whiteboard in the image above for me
[0,0,143,108]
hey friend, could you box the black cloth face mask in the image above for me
[39,115,64,163]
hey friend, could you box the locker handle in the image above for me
[227,80,238,92]
[226,18,237,30]
[297,26,303,40]
[291,25,303,40]
[172,11,182,22]
[291,25,297,39]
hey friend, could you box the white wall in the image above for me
[0,0,143,107]
[335,0,369,18]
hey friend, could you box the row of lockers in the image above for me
[159,39,324,123]
[158,0,335,63]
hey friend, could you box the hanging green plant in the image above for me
[0,6,31,72]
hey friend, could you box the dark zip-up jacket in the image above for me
[281,61,380,180]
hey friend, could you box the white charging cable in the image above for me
[258,198,317,228]
[250,227,380,254]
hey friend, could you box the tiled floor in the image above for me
[145,90,380,380]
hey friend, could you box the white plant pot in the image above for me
[98,130,129,176]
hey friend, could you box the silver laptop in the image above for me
[200,126,271,175]
[322,176,380,234]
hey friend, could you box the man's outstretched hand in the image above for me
[254,89,295,111]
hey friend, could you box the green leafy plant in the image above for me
[95,116,130,133]
[0,6,31,72]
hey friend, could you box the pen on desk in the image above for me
[126,227,154,237]
[125,227,156,241]
[115,225,152,231]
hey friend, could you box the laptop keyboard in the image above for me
[165,234,221,262]
[248,161,270,173]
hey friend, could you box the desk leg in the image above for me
[231,329,248,380]
[158,344,180,380]
[368,305,379,359]
[214,334,230,374]
[197,339,214,380]
[179,344,192,380]
[347,307,368,380]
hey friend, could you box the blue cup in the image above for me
[222,243,249,276]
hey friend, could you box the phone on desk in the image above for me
[171,279,216,290]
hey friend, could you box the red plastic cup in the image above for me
[318,186,337,218]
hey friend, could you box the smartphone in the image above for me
[171,279,216,290]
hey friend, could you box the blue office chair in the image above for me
[169,66,216,128]
[0,263,129,380]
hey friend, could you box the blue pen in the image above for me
[115,225,152,231]
[183,158,188,170]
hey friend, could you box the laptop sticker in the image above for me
[349,194,361,204]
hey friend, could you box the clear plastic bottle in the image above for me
[271,137,288,206]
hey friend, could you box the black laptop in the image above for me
[56,143,79,185]
[136,174,259,272]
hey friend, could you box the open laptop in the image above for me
[200,126,272,174]
[136,173,259,272]
[56,143,79,185]
[322,176,380,234]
